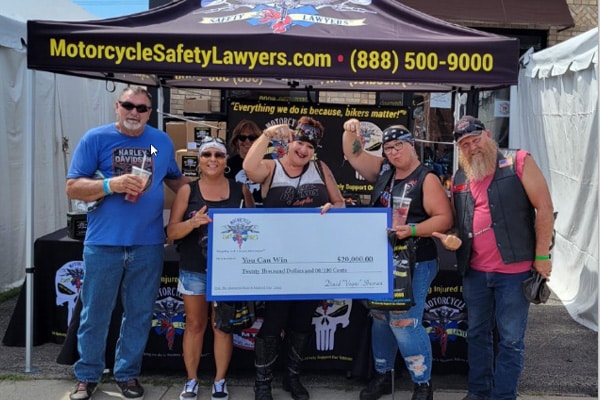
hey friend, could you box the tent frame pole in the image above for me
[25,69,36,373]
[157,85,164,129]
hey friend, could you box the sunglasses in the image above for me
[200,151,226,159]
[201,136,226,145]
[237,134,258,142]
[118,101,151,113]
[383,141,405,153]
[454,124,485,141]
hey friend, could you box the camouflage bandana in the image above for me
[293,123,323,147]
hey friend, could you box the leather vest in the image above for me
[453,150,536,275]
[370,162,436,261]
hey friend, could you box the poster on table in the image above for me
[424,271,469,374]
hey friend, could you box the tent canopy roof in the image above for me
[27,0,520,91]
[523,28,598,79]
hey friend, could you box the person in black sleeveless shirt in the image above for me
[225,119,264,206]
[243,116,345,400]
[342,119,453,400]
[167,137,254,400]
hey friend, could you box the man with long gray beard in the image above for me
[450,115,554,400]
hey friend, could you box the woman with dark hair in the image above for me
[243,116,345,400]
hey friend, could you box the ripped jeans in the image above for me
[369,258,437,384]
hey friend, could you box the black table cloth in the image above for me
[3,228,467,376]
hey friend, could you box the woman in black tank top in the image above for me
[167,137,254,400]
[242,116,345,400]
[342,119,453,400]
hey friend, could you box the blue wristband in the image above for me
[103,178,113,195]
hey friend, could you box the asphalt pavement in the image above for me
[0,290,597,400]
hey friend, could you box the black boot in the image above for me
[281,331,311,400]
[359,371,393,400]
[254,336,280,400]
[411,381,433,400]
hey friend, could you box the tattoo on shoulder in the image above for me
[352,139,362,155]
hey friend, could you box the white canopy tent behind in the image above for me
[1,0,128,372]
[0,0,124,294]
[512,28,598,331]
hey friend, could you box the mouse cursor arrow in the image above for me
[150,145,158,156]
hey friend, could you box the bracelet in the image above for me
[535,255,550,261]
[102,178,113,195]
[410,225,417,237]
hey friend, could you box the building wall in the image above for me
[549,0,597,44]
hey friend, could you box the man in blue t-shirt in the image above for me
[66,86,189,400]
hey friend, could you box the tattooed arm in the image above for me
[341,118,384,183]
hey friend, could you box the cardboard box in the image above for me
[187,142,199,151]
[184,98,210,113]
[186,121,223,143]
[165,121,187,153]
[165,149,199,209]
[177,149,200,177]
[217,121,227,140]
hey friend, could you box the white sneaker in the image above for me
[180,379,199,400]
[211,379,229,400]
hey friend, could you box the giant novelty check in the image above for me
[206,208,392,300]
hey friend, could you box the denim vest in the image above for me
[453,150,535,275]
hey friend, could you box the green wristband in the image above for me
[410,225,417,237]
[535,255,550,261]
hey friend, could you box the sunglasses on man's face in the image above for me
[237,134,258,142]
[118,101,151,113]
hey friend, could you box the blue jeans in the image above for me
[370,258,437,384]
[462,269,531,400]
[74,244,164,382]
[178,269,207,296]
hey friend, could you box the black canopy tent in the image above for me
[22,0,521,371]
[27,0,520,91]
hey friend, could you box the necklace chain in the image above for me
[473,226,492,237]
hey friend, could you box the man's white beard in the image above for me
[123,119,142,131]
[459,140,498,181]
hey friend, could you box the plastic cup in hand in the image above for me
[392,196,412,227]
[125,166,152,203]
